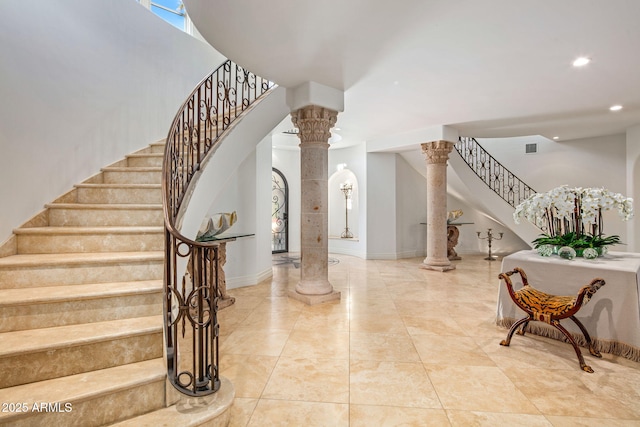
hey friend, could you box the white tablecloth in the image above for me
[497,250,640,362]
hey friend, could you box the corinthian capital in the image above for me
[290,106,338,146]
[421,140,455,164]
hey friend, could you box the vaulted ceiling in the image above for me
[184,0,640,148]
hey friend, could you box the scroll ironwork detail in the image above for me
[271,168,288,253]
[454,137,536,208]
[162,60,274,396]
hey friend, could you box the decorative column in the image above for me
[421,140,456,272]
[289,105,341,305]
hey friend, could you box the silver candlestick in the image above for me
[477,228,503,261]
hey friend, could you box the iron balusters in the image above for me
[455,137,535,208]
[162,60,273,396]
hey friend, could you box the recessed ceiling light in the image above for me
[610,105,623,111]
[334,127,341,131]
[552,136,559,140]
[572,57,591,67]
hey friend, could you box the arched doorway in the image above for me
[272,167,289,253]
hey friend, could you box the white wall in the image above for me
[478,134,631,249]
[202,135,273,288]
[255,136,274,281]
[395,155,427,258]
[366,153,397,259]
[210,149,258,286]
[0,0,224,242]
[626,125,640,252]
[479,135,626,193]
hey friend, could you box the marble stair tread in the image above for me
[75,183,162,189]
[101,166,162,172]
[0,358,165,423]
[0,315,162,357]
[111,377,234,427]
[14,226,164,235]
[134,140,165,153]
[126,153,164,166]
[127,153,163,158]
[0,280,162,307]
[46,203,162,210]
[44,203,163,227]
[148,142,166,153]
[0,251,163,268]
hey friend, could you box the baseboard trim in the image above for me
[227,267,273,289]
[327,247,367,259]
[365,250,426,260]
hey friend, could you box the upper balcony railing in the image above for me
[454,137,536,208]
[162,59,274,396]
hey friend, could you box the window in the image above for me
[138,0,186,32]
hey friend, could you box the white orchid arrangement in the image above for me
[513,185,633,249]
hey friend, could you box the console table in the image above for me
[497,250,640,362]
[196,232,255,309]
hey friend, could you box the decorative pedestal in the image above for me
[216,242,236,309]
[447,225,461,260]
[447,222,474,260]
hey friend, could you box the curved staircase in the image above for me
[0,141,229,426]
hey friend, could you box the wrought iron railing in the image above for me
[162,59,273,396]
[455,137,536,208]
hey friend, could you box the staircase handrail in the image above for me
[162,59,274,396]
[454,137,536,209]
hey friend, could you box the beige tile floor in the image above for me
[219,253,640,426]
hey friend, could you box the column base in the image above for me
[421,257,456,272]
[295,279,333,296]
[288,289,341,305]
[421,264,456,272]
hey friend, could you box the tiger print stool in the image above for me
[499,267,606,373]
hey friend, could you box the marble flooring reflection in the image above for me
[220,254,640,426]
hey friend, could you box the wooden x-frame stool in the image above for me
[499,267,606,373]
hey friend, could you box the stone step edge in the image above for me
[0,279,162,307]
[0,251,163,268]
[14,226,164,235]
[138,140,166,149]
[0,358,166,424]
[0,315,163,358]
[127,153,164,158]
[111,377,234,427]
[75,183,161,189]
[46,203,162,210]
[102,166,162,172]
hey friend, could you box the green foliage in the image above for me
[532,232,621,249]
